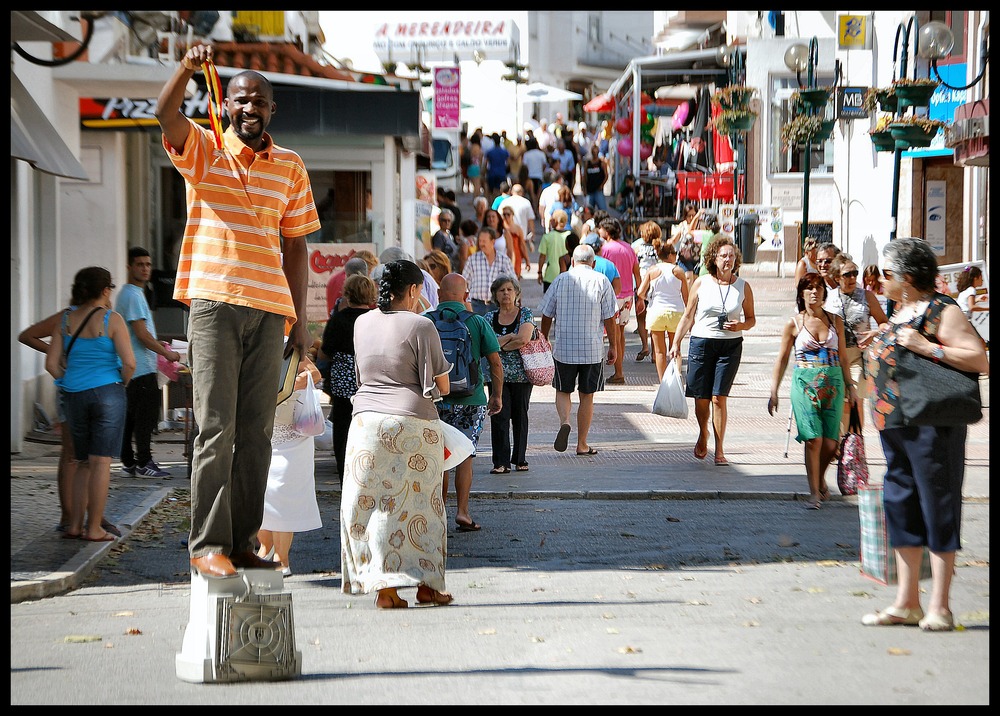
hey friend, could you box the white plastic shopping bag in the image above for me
[651,359,689,419]
[292,373,327,437]
[313,419,334,451]
[440,419,474,472]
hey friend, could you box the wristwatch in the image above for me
[930,345,945,362]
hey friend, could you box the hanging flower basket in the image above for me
[781,115,835,148]
[862,87,898,114]
[793,88,832,110]
[892,78,939,109]
[870,131,896,152]
[710,109,758,135]
[711,85,759,112]
[889,118,947,149]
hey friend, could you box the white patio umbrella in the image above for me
[519,82,583,103]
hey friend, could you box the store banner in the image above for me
[433,67,462,129]
[306,242,376,331]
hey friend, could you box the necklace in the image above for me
[717,275,733,324]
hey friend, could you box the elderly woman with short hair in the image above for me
[861,237,988,631]
[484,276,536,474]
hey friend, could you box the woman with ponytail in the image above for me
[340,259,456,609]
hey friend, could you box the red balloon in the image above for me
[617,136,633,155]
[639,143,653,160]
[615,117,632,135]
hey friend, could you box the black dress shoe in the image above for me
[229,550,281,570]
[190,553,237,578]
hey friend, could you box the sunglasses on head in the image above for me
[841,270,859,278]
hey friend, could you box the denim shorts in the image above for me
[685,336,743,399]
[64,383,127,460]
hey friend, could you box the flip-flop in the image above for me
[489,466,511,474]
[80,532,117,542]
[636,349,650,362]
[803,500,821,510]
[554,423,571,452]
[576,448,598,456]
[515,464,530,472]
[455,519,481,532]
[714,457,730,466]
[693,445,708,460]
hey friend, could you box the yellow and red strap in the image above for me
[202,59,224,150]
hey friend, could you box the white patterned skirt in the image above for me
[340,411,447,595]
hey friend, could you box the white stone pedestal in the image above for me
[175,568,301,683]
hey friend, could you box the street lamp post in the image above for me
[784,37,820,249]
[888,16,921,241]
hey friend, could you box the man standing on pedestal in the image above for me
[156,44,321,579]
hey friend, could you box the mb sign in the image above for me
[837,86,868,120]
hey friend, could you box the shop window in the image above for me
[768,76,836,177]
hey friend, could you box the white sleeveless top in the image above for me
[691,275,746,339]
[645,262,685,314]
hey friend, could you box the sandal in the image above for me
[374,590,408,609]
[636,349,650,362]
[918,612,955,632]
[861,606,924,626]
[416,585,454,606]
[515,464,529,472]
[489,466,511,474]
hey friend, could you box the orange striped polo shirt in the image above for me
[162,120,321,328]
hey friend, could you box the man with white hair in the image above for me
[379,246,438,310]
[535,118,553,151]
[537,244,618,456]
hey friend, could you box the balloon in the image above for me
[639,143,653,160]
[671,100,691,131]
[617,136,633,156]
[615,117,632,135]
[642,112,655,128]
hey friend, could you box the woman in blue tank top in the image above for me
[46,266,135,542]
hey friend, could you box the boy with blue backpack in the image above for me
[425,273,503,532]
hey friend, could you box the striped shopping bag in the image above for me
[858,482,931,585]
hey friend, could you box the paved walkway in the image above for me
[11,249,989,603]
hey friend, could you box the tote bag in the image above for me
[858,483,931,586]
[519,326,555,387]
[836,403,868,496]
[651,359,688,419]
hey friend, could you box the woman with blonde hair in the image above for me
[794,236,820,284]
[637,238,689,380]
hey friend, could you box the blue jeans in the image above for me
[187,300,286,559]
[586,191,607,211]
[65,382,126,460]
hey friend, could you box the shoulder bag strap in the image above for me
[65,306,103,359]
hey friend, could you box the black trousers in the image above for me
[490,381,533,468]
[331,395,354,480]
[120,372,160,467]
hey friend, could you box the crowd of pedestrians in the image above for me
[18,47,988,632]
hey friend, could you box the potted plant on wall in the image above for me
[710,85,759,134]
[781,114,835,148]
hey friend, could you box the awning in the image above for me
[520,82,583,104]
[583,93,615,113]
[11,71,88,181]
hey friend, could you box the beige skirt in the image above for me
[340,411,448,595]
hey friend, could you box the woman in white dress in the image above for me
[257,354,324,577]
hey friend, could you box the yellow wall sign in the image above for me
[838,15,870,49]
[232,11,285,39]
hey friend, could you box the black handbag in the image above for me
[895,298,982,427]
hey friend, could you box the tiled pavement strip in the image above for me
[11,254,989,603]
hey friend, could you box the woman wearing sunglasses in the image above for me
[825,254,888,431]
